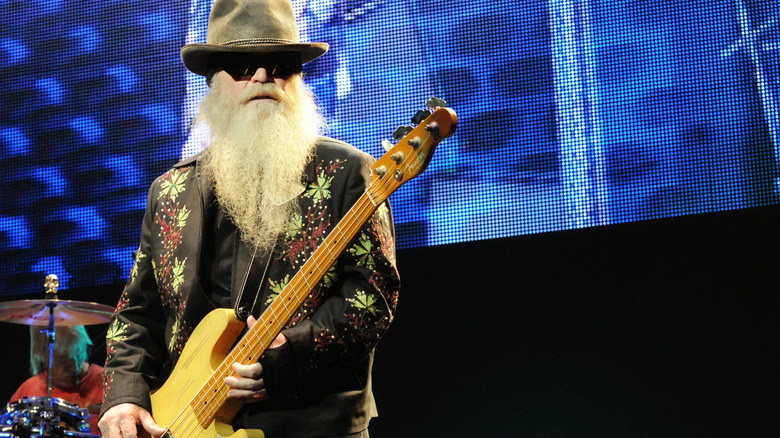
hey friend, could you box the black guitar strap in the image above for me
[233,238,274,322]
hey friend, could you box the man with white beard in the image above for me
[98,0,399,437]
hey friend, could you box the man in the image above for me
[98,0,399,437]
[10,325,104,433]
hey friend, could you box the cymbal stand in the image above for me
[42,274,60,437]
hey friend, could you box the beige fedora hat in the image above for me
[181,0,329,77]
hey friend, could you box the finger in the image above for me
[99,421,118,438]
[99,413,125,438]
[247,315,257,329]
[119,416,138,438]
[232,362,263,379]
[138,409,167,437]
[225,375,265,391]
[227,387,267,403]
[97,418,110,437]
[269,333,287,349]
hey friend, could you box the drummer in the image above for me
[9,325,103,432]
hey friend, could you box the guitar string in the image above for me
[165,120,442,435]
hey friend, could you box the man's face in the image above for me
[198,52,323,251]
[51,352,81,388]
[210,53,300,111]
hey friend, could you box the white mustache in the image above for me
[241,83,286,103]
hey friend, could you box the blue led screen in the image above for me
[1,0,778,295]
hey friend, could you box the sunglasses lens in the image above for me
[270,53,301,76]
[217,53,301,77]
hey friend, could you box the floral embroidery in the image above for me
[303,159,345,201]
[282,160,346,269]
[261,155,398,370]
[321,265,337,288]
[171,258,186,293]
[313,328,343,355]
[154,168,192,354]
[128,249,145,285]
[371,203,396,268]
[285,214,304,237]
[106,320,129,343]
[105,320,129,358]
[265,275,291,305]
[170,319,180,352]
[346,290,379,315]
[102,369,114,400]
[304,172,333,200]
[114,291,129,313]
[106,320,128,343]
[348,233,376,270]
[158,168,188,201]
[283,207,329,267]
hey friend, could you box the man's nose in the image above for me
[249,67,270,83]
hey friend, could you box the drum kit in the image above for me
[0,275,114,438]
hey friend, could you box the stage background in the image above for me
[1,0,779,294]
[1,0,779,435]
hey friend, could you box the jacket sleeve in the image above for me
[100,181,169,418]
[263,148,400,397]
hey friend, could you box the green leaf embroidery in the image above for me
[128,250,146,285]
[169,319,181,351]
[159,169,188,200]
[106,321,129,344]
[321,265,337,288]
[177,206,190,227]
[172,258,186,293]
[285,214,304,238]
[347,290,379,315]
[304,173,333,200]
[348,233,375,269]
[265,275,291,305]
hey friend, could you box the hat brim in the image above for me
[181,42,329,77]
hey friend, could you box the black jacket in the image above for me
[101,137,400,437]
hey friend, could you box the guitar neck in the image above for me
[235,189,380,361]
[188,105,456,423]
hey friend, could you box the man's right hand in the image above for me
[98,403,166,438]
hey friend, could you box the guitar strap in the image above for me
[233,239,274,322]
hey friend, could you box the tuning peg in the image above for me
[426,97,447,109]
[392,125,414,140]
[412,109,432,125]
[381,139,394,152]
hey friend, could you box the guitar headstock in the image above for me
[369,100,457,203]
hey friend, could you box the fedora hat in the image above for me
[181,0,329,77]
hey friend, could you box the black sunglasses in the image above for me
[214,52,302,78]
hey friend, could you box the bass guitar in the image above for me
[149,101,457,438]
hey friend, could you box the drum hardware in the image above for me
[0,275,111,438]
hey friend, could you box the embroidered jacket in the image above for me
[101,137,400,436]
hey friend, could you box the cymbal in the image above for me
[0,299,115,326]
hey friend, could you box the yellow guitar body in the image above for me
[149,309,264,438]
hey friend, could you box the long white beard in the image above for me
[199,75,325,251]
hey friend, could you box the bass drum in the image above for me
[0,397,98,437]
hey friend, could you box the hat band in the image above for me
[221,38,297,46]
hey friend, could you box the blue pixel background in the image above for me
[1,0,778,296]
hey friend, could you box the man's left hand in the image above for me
[224,315,287,403]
